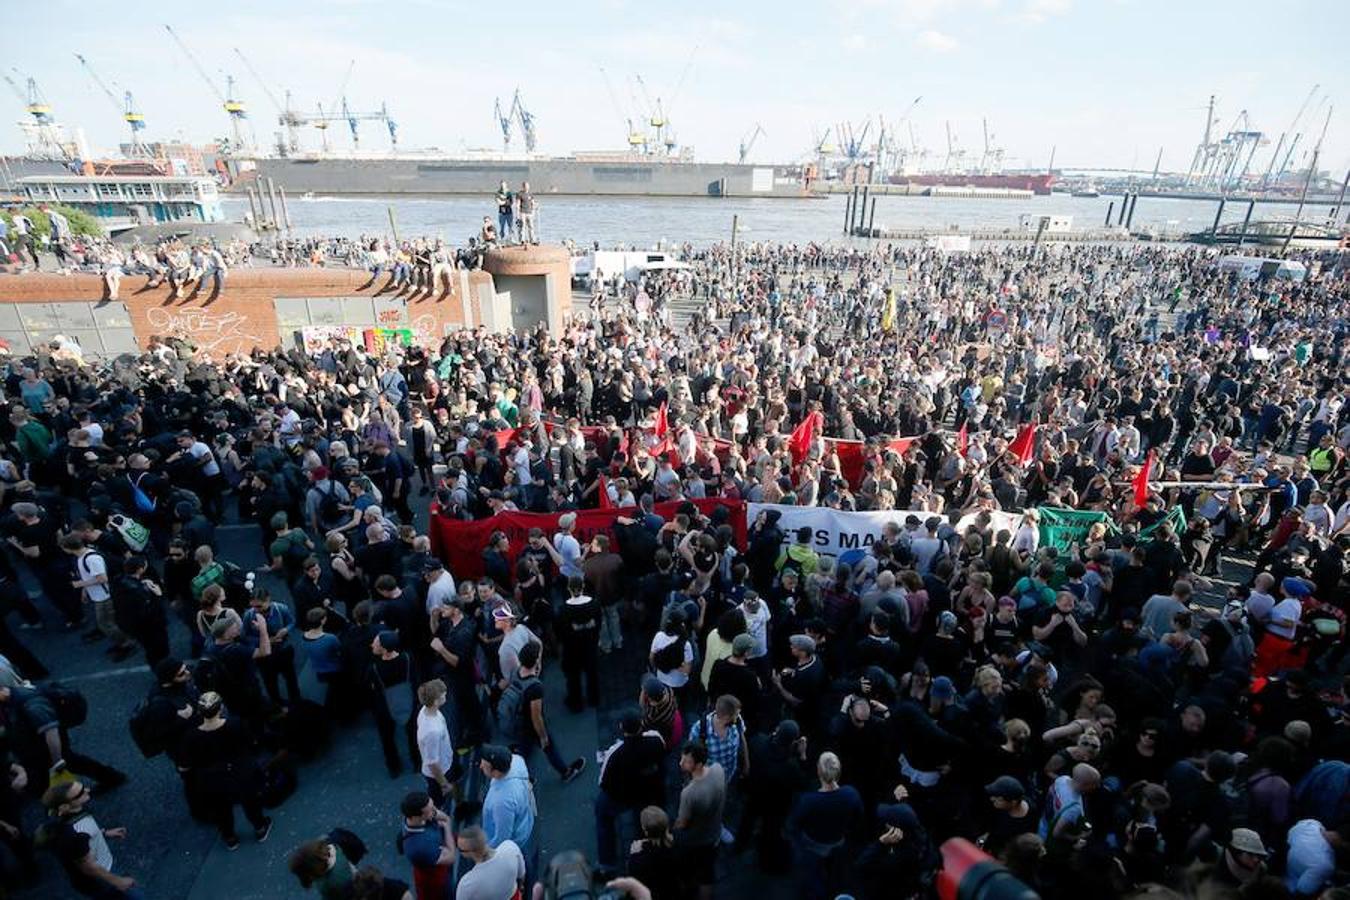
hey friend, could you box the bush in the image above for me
[1,205,104,240]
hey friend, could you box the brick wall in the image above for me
[0,267,497,356]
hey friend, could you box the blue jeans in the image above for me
[595,789,638,866]
[498,213,513,242]
[515,730,569,778]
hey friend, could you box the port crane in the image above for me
[164,24,250,151]
[942,122,966,173]
[514,91,536,154]
[633,75,672,155]
[494,96,514,153]
[1261,84,1318,189]
[597,65,646,152]
[978,119,1005,175]
[74,54,148,157]
[738,124,764,164]
[835,120,872,164]
[305,98,396,151]
[3,70,68,158]
[233,47,305,156]
[493,90,537,155]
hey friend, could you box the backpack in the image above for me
[193,654,233,697]
[128,696,178,758]
[1039,795,1084,840]
[653,635,688,674]
[40,681,88,729]
[277,531,310,570]
[495,671,539,745]
[127,473,155,514]
[221,562,254,609]
[327,827,367,865]
[779,548,808,582]
[316,482,343,523]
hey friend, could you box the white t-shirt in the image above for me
[650,631,694,688]
[417,707,455,781]
[455,839,524,900]
[188,441,221,477]
[1266,598,1302,640]
[738,601,771,659]
[424,572,457,615]
[511,446,532,485]
[73,814,114,871]
[77,551,110,603]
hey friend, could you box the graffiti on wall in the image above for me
[411,313,442,347]
[145,307,262,354]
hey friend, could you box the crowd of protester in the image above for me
[0,239,1345,900]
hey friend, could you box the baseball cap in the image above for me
[731,634,754,656]
[492,605,518,621]
[931,676,956,701]
[1281,576,1312,597]
[1228,828,1268,856]
[422,558,444,573]
[481,744,512,773]
[984,776,1026,800]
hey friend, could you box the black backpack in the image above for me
[128,696,180,758]
[40,681,88,729]
[495,671,539,744]
[220,562,253,609]
[316,482,343,523]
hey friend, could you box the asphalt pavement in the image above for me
[9,502,608,900]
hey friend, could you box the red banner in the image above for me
[486,421,919,492]
[429,498,746,583]
[825,436,918,488]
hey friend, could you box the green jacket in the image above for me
[14,420,51,463]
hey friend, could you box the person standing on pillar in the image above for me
[517,182,537,245]
[495,181,515,246]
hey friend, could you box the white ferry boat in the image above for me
[15,173,224,235]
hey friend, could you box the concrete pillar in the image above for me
[482,244,572,334]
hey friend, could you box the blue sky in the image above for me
[6,0,1347,176]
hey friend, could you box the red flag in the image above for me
[654,402,669,438]
[788,411,820,462]
[1133,450,1154,508]
[1008,423,1036,466]
[597,474,614,509]
[956,421,968,458]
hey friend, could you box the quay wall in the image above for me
[0,267,497,358]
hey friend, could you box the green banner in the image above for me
[1035,504,1187,558]
[1036,507,1112,557]
[1137,505,1187,544]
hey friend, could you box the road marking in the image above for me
[62,664,150,683]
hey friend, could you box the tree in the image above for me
[1,205,104,240]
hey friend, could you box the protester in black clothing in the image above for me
[111,556,170,667]
[176,692,272,849]
[738,720,811,872]
[708,634,763,726]
[203,615,271,730]
[556,575,600,712]
[366,630,417,778]
[595,709,666,866]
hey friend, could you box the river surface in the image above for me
[222,192,1336,248]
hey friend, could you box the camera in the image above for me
[541,851,622,900]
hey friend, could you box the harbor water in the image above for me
[223,192,1339,248]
